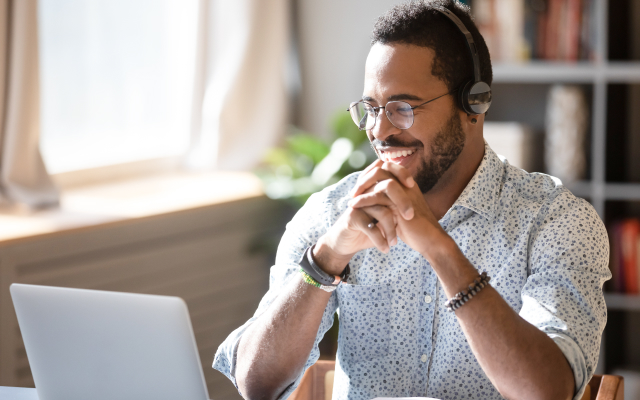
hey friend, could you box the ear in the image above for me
[461,112,484,141]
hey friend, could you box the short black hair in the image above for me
[372,0,493,105]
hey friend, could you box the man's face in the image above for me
[363,43,466,193]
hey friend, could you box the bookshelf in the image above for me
[492,60,640,217]
[604,293,640,311]
[484,0,640,375]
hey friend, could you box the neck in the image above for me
[422,135,485,221]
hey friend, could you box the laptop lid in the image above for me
[10,284,210,400]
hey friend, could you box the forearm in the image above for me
[427,238,574,400]
[236,274,332,400]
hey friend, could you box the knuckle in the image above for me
[377,179,392,191]
[386,179,399,190]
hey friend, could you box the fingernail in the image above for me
[348,199,354,207]
[406,176,415,187]
[391,237,398,246]
[405,208,414,219]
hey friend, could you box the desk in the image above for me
[0,387,38,399]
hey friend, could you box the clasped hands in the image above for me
[315,159,447,275]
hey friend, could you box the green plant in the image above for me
[256,110,377,207]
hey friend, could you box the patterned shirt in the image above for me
[213,143,611,400]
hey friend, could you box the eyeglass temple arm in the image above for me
[411,88,458,109]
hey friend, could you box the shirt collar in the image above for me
[452,141,505,221]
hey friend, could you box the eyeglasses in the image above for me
[347,89,456,131]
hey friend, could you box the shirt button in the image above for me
[424,295,432,303]
[421,354,427,362]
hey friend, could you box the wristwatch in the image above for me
[299,245,350,287]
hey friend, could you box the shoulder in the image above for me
[502,159,569,206]
[513,175,610,271]
[500,158,597,221]
[318,171,361,202]
[498,161,608,259]
[303,171,361,224]
[282,172,361,241]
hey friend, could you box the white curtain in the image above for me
[186,0,291,171]
[0,0,58,208]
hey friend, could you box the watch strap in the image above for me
[299,245,349,287]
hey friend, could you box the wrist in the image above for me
[313,237,353,276]
[418,227,455,261]
[423,233,480,298]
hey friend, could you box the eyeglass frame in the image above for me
[347,87,458,131]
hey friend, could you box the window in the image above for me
[38,0,199,174]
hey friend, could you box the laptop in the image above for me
[10,284,210,400]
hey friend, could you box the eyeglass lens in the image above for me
[349,101,415,131]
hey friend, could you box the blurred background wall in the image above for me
[294,0,404,138]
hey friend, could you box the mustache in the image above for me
[371,137,424,149]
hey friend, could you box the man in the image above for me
[214,1,610,399]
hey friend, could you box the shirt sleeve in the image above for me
[520,192,611,400]
[212,189,341,398]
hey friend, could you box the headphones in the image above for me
[435,8,492,115]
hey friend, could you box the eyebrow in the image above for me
[362,93,424,104]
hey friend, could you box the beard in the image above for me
[414,109,466,193]
[371,107,466,193]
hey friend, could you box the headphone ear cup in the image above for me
[463,81,492,115]
[458,80,474,115]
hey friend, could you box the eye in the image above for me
[396,104,412,116]
[363,103,375,115]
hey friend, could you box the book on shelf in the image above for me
[609,219,640,294]
[470,0,597,62]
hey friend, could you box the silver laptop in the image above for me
[10,284,210,400]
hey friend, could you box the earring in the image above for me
[471,118,477,124]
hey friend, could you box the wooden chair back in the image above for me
[290,362,624,400]
[581,374,624,400]
[288,360,335,400]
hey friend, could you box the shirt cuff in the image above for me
[549,333,589,400]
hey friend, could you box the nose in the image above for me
[370,108,402,142]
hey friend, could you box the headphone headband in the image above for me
[436,8,481,83]
[434,7,491,115]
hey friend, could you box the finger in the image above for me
[352,161,415,198]
[362,205,398,248]
[350,159,384,197]
[347,207,393,253]
[380,162,415,189]
[352,165,399,198]
[349,180,414,220]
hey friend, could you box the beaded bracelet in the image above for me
[299,269,338,293]
[444,271,491,312]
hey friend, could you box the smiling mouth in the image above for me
[378,149,416,164]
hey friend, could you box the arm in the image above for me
[426,237,575,400]
[427,195,610,399]
[235,167,415,400]
[235,274,333,400]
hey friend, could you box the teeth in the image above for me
[381,150,413,161]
